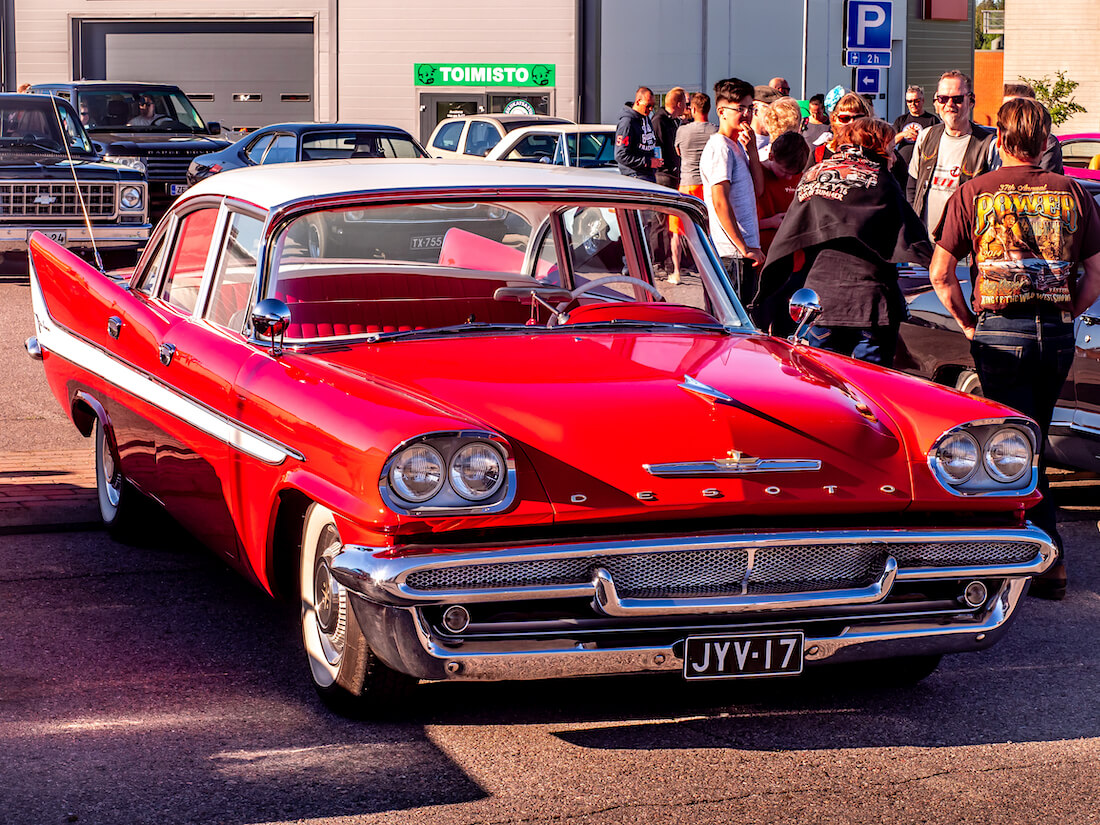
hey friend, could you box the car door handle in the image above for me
[158,343,176,366]
[107,316,122,339]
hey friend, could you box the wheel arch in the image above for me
[71,390,107,438]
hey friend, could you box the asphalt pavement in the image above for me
[2,265,1099,825]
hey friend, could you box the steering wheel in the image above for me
[548,275,665,327]
[150,115,176,127]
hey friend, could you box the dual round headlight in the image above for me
[389,441,505,503]
[934,427,1032,486]
[120,186,143,209]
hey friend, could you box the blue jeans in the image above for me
[971,310,1075,546]
[806,324,899,368]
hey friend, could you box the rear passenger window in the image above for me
[464,121,500,157]
[206,213,264,329]
[432,120,464,152]
[262,134,297,165]
[161,208,219,313]
[247,134,274,163]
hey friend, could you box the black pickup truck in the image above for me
[0,93,149,267]
[29,82,231,221]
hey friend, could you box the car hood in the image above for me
[315,331,930,522]
[92,132,231,152]
[0,156,142,180]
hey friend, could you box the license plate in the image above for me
[30,229,66,244]
[683,632,804,680]
[169,184,189,196]
[410,234,444,250]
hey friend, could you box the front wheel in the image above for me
[299,503,415,712]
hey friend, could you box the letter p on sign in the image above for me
[847,0,892,51]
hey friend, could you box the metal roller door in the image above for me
[77,20,314,131]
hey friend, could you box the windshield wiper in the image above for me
[561,319,733,334]
[366,323,534,342]
[7,138,63,153]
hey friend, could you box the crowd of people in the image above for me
[614,71,1100,601]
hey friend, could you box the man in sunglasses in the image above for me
[890,85,939,186]
[907,71,996,235]
[929,97,1100,600]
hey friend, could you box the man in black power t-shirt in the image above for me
[929,97,1100,600]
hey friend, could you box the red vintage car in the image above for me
[27,160,1054,710]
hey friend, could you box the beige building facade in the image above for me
[1004,0,1099,134]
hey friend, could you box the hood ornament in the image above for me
[678,374,733,404]
[644,449,821,477]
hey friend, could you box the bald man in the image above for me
[769,77,791,97]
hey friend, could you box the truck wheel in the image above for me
[299,503,415,712]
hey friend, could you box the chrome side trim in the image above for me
[591,557,897,616]
[28,255,301,465]
[643,457,822,476]
[328,525,1056,608]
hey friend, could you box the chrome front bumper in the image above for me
[330,526,1055,682]
[1,225,151,252]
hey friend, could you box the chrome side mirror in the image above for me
[251,298,291,356]
[788,288,822,345]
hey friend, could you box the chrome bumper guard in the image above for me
[329,526,1055,682]
[1,225,151,252]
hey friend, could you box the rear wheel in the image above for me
[299,503,414,712]
[95,418,152,540]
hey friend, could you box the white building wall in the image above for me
[1004,0,1100,134]
[13,0,336,119]
[338,0,576,135]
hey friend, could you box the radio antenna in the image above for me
[47,93,104,272]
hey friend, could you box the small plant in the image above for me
[1019,71,1087,127]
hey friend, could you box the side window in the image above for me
[262,134,297,165]
[432,120,464,152]
[506,134,556,162]
[160,208,220,313]
[205,212,264,329]
[134,230,171,295]
[464,121,499,157]
[247,134,274,163]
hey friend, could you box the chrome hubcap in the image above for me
[99,431,121,508]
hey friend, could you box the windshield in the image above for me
[0,97,94,155]
[268,198,750,341]
[559,132,616,168]
[301,130,427,160]
[75,89,208,133]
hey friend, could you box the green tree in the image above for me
[1019,71,1087,127]
[974,0,1003,50]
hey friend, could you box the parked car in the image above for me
[898,274,1100,473]
[0,92,149,266]
[426,114,572,159]
[485,124,617,170]
[187,122,429,186]
[28,159,1056,711]
[28,82,231,220]
[1058,133,1100,185]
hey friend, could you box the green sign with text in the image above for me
[414,63,555,88]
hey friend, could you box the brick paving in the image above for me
[0,447,99,529]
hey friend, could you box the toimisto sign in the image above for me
[415,63,555,87]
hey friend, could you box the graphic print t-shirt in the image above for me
[936,165,1100,312]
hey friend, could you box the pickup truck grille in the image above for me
[144,157,192,182]
[0,182,117,219]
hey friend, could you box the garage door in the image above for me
[77,20,314,131]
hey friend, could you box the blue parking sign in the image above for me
[855,68,881,95]
[847,0,892,51]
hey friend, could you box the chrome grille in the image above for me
[0,182,116,218]
[144,157,192,182]
[403,540,1037,597]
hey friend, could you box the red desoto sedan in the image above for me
[27,159,1055,711]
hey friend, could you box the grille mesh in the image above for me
[403,540,1036,597]
[0,182,116,217]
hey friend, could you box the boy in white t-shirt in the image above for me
[700,77,764,299]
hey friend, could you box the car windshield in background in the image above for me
[269,198,747,341]
[301,131,427,160]
[76,90,208,133]
[563,132,615,168]
[0,98,93,155]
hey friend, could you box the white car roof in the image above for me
[181,158,664,211]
